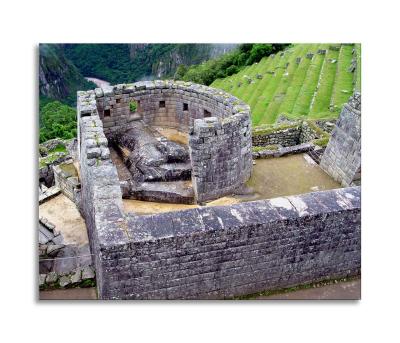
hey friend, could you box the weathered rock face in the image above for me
[126,180,194,204]
[112,122,191,183]
[39,44,93,104]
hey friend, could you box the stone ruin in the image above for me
[82,80,253,204]
[320,92,361,186]
[75,81,361,299]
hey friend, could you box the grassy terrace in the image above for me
[211,43,360,126]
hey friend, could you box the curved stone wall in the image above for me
[92,80,253,202]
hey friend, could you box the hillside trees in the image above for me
[178,43,289,85]
[39,101,77,143]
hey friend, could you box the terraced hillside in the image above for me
[211,44,361,125]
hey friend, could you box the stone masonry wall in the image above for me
[252,121,323,148]
[99,186,361,300]
[77,91,130,297]
[94,80,250,136]
[252,125,301,147]
[77,85,360,300]
[320,93,361,186]
[92,80,253,203]
[189,115,252,202]
[53,161,80,203]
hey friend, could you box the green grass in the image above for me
[211,43,360,126]
[48,143,67,154]
[354,43,361,92]
[309,46,340,115]
[39,152,65,168]
[260,44,310,124]
[329,44,354,114]
[252,145,279,152]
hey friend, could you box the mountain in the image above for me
[39,44,95,106]
[62,44,238,84]
[211,43,361,125]
[149,44,237,78]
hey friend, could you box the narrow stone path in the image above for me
[40,287,97,300]
[255,279,361,300]
[39,279,360,300]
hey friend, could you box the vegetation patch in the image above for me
[39,152,66,168]
[252,122,300,136]
[305,119,331,147]
[177,44,289,86]
[48,143,67,154]
[129,100,138,112]
[252,145,279,152]
[39,101,77,143]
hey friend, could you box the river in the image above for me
[85,77,110,88]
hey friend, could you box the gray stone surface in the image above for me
[112,122,191,183]
[252,120,327,148]
[59,275,71,288]
[320,93,361,186]
[46,271,58,284]
[253,143,314,159]
[82,266,95,280]
[70,269,82,284]
[39,274,46,287]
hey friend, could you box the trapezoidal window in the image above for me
[204,109,211,117]
[104,109,111,117]
[183,103,189,111]
[159,101,165,108]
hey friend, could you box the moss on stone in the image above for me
[48,143,67,154]
[39,152,66,168]
[252,122,300,136]
[313,136,330,147]
[252,145,279,152]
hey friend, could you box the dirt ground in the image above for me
[154,127,189,145]
[39,194,88,245]
[121,154,340,216]
[39,279,360,300]
[123,196,240,215]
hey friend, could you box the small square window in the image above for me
[104,109,111,117]
[183,103,189,111]
[204,109,211,117]
[159,101,165,108]
[116,98,121,104]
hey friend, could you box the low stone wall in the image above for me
[98,186,360,299]
[252,120,329,148]
[320,93,361,186]
[252,124,302,147]
[53,161,80,203]
[39,265,95,290]
[252,143,314,159]
[77,111,126,297]
[315,119,337,133]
